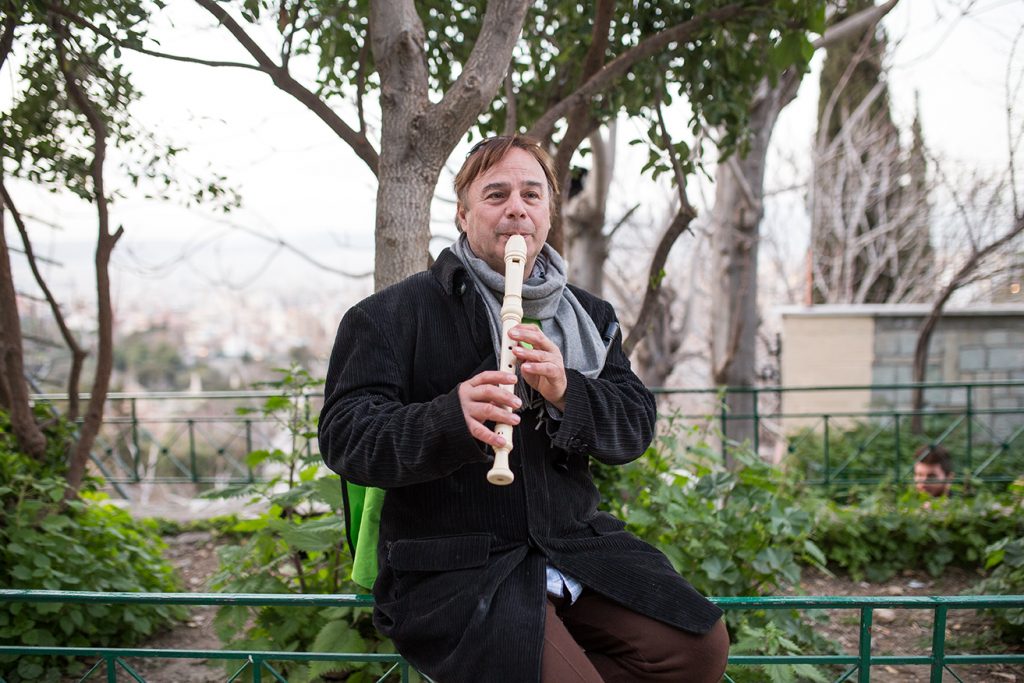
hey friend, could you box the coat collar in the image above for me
[431,247,471,297]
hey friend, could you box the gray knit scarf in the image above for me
[451,234,608,395]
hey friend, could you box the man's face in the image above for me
[457,147,552,275]
[914,462,951,497]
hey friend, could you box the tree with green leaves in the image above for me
[63,0,827,300]
[0,0,234,498]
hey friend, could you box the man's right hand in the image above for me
[457,371,522,449]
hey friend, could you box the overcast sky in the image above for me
[4,0,1023,312]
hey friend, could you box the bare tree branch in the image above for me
[194,0,380,175]
[0,180,87,421]
[45,3,262,70]
[623,206,696,357]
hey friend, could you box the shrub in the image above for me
[205,367,399,683]
[593,422,837,683]
[967,479,1024,640]
[810,486,1024,582]
[0,406,184,682]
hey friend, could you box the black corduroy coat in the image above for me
[318,249,722,683]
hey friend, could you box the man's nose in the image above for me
[505,194,527,217]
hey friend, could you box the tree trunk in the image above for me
[564,128,615,294]
[709,76,796,461]
[58,23,122,498]
[0,186,48,461]
[373,149,440,290]
[369,0,529,289]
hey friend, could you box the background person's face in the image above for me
[457,147,551,275]
[914,462,951,497]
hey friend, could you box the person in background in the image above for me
[913,445,954,497]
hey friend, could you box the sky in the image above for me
[4,0,1023,318]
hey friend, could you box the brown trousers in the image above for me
[541,589,730,683]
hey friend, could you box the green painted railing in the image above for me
[1,590,1022,682]
[654,380,1024,487]
[28,380,1024,488]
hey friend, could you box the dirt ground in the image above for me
[782,566,1024,683]
[90,534,1024,683]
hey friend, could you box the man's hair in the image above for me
[915,444,953,475]
[453,135,560,231]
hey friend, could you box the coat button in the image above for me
[456,281,467,296]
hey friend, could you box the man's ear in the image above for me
[456,202,467,233]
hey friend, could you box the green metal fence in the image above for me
[29,380,1024,490]
[654,380,1024,488]
[1,590,1022,682]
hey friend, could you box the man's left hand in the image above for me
[509,324,567,412]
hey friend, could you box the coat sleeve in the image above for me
[318,304,490,488]
[550,301,656,465]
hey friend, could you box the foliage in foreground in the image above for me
[204,367,402,683]
[593,424,836,683]
[968,480,1024,641]
[0,406,184,682]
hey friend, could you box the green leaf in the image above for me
[312,619,365,653]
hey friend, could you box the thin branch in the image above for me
[194,0,380,175]
[53,14,120,499]
[204,215,374,279]
[606,203,640,240]
[528,0,773,142]
[0,180,88,420]
[622,206,696,357]
[0,6,17,74]
[280,0,307,71]
[45,3,262,71]
[654,92,691,211]
[1006,24,1024,218]
[503,64,517,136]
[355,39,371,136]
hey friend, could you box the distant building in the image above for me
[777,304,1024,437]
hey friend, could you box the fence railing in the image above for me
[29,380,1024,490]
[1,590,1022,683]
[654,380,1024,487]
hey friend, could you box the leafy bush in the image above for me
[810,487,1024,582]
[593,422,837,683]
[205,367,400,683]
[0,406,184,682]
[967,479,1024,640]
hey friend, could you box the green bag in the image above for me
[342,481,385,589]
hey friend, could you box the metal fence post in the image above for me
[823,416,831,488]
[720,393,729,462]
[930,604,948,683]
[858,607,873,683]
[130,398,140,483]
[188,418,197,483]
[752,387,760,455]
[246,418,254,483]
[965,385,974,477]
